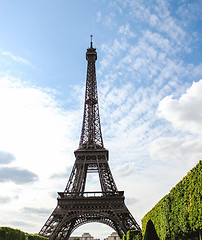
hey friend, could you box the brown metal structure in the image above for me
[39,37,141,240]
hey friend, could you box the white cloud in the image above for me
[99,26,193,90]
[98,38,128,75]
[0,76,79,176]
[115,162,136,177]
[150,136,201,164]
[149,80,202,171]
[144,30,170,53]
[149,14,159,26]
[0,75,80,232]
[118,24,136,38]
[121,0,189,52]
[157,79,202,135]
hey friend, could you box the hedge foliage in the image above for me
[0,227,48,240]
[142,160,202,240]
[122,230,142,240]
[27,234,48,240]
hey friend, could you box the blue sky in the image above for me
[0,0,202,239]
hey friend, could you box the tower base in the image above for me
[39,191,141,240]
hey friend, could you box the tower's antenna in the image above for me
[90,34,93,48]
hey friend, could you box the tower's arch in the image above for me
[70,222,117,240]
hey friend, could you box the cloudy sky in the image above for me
[0,0,202,239]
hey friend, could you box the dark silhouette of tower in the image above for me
[39,37,141,240]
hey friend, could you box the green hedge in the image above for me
[0,227,48,240]
[27,234,48,240]
[122,230,142,240]
[0,227,26,240]
[0,229,6,240]
[142,160,202,240]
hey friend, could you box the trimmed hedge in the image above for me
[142,160,202,240]
[123,230,142,240]
[27,234,48,240]
[0,227,48,240]
[0,229,6,240]
[0,227,25,240]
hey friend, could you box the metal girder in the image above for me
[64,150,117,194]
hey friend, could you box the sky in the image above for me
[0,0,202,239]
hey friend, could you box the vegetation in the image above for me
[127,230,142,240]
[123,230,142,240]
[27,234,48,240]
[142,160,202,240]
[0,227,48,240]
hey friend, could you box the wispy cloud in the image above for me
[98,38,128,75]
[150,136,201,165]
[50,166,72,179]
[8,220,32,228]
[104,12,116,28]
[118,24,136,38]
[22,207,52,216]
[177,0,202,22]
[96,11,102,22]
[123,0,187,45]
[0,196,13,204]
[1,51,34,67]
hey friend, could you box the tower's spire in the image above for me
[79,37,104,149]
[90,34,93,48]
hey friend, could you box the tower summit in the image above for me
[39,38,141,240]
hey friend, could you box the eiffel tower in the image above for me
[39,36,141,240]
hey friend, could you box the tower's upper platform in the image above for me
[86,35,97,61]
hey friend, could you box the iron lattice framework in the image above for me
[39,38,141,240]
[79,40,103,150]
